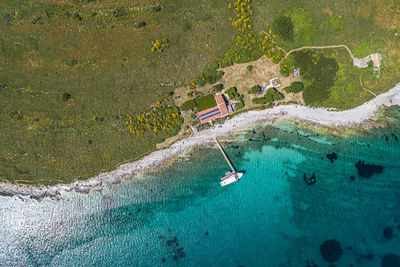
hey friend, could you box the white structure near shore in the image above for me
[353,53,382,77]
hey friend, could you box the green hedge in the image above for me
[180,99,196,111]
[195,94,217,111]
[226,87,244,110]
[250,85,261,94]
[247,65,253,71]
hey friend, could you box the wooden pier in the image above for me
[215,138,243,186]
[215,138,235,173]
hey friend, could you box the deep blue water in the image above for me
[1,108,400,267]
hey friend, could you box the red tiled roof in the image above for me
[197,94,229,123]
[215,94,228,116]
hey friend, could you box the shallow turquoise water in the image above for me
[1,108,400,266]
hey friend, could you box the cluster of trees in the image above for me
[126,100,183,136]
[292,51,338,105]
[196,61,224,86]
[151,39,169,52]
[283,82,304,93]
[252,88,283,104]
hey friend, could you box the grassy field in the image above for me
[0,0,235,184]
[1,0,400,185]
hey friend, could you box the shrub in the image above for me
[250,85,261,94]
[272,15,294,40]
[289,82,304,93]
[247,65,253,71]
[3,12,15,26]
[252,88,283,104]
[31,16,44,25]
[265,88,283,102]
[112,7,127,17]
[212,84,224,92]
[180,99,196,111]
[132,21,146,28]
[62,93,71,102]
[152,5,162,12]
[195,95,217,112]
[66,59,79,66]
[368,60,373,68]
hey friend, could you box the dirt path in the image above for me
[359,75,377,97]
[282,44,355,61]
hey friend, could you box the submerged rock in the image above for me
[326,152,338,163]
[381,253,400,267]
[320,239,343,263]
[355,160,384,178]
[176,247,185,258]
[383,226,393,240]
[304,173,317,185]
[350,176,355,181]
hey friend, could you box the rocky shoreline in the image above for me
[1,83,400,199]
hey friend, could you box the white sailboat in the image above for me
[215,138,244,186]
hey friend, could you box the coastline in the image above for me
[2,83,400,199]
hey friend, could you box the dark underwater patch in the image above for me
[355,160,384,178]
[381,253,400,267]
[320,239,343,263]
[304,173,316,185]
[383,226,393,240]
[326,152,338,163]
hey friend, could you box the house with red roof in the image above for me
[197,94,229,124]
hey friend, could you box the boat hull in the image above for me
[220,172,243,186]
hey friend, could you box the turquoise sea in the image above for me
[1,107,400,267]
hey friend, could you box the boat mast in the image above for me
[215,138,236,173]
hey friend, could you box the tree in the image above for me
[250,85,261,94]
[289,82,304,93]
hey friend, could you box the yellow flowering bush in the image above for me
[151,39,169,52]
[125,99,183,136]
